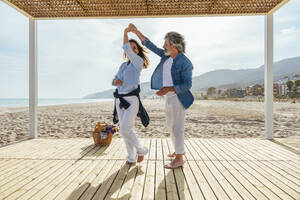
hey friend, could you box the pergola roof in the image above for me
[3,0,290,20]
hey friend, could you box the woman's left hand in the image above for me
[114,79,123,86]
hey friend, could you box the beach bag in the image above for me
[92,122,118,146]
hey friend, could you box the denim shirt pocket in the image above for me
[172,68,182,84]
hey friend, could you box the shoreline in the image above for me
[0,98,114,109]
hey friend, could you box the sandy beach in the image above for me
[0,99,299,147]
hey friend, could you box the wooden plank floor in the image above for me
[0,138,299,200]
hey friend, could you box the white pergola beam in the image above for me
[29,19,37,139]
[264,14,274,140]
[268,0,291,14]
[1,0,34,19]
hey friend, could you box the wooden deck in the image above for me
[0,138,299,200]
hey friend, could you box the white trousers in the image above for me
[165,93,186,154]
[116,96,147,162]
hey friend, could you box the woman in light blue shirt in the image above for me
[112,26,149,164]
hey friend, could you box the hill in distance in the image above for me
[83,57,300,99]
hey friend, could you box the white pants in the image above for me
[116,96,147,162]
[165,93,186,154]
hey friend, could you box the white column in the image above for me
[264,14,274,139]
[29,19,38,139]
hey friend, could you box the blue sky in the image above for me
[0,1,299,98]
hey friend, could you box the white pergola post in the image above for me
[29,19,38,139]
[264,14,274,140]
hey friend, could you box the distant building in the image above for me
[249,84,264,96]
[279,84,287,96]
[236,89,247,98]
[273,83,279,97]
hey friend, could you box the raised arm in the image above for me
[123,27,144,70]
[129,23,165,58]
[123,27,130,45]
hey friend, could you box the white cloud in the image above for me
[280,27,300,35]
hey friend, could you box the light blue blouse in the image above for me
[112,43,144,94]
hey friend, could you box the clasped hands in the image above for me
[124,23,138,34]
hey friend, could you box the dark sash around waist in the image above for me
[113,86,150,127]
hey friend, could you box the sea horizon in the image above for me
[0,98,114,108]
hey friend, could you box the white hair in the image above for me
[164,32,186,53]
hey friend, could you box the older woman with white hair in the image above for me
[129,24,194,169]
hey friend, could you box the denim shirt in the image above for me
[142,38,194,109]
[112,43,144,94]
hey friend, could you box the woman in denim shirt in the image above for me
[112,26,149,164]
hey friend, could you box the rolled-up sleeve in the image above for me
[123,43,144,71]
[173,62,193,94]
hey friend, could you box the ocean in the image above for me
[0,98,114,108]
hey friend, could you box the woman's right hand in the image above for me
[114,79,123,86]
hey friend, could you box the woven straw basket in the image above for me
[92,122,112,146]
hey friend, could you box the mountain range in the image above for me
[83,57,300,99]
